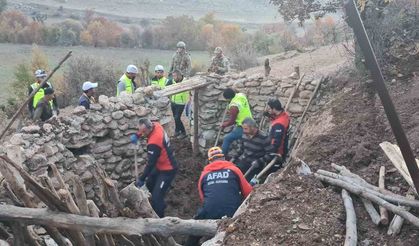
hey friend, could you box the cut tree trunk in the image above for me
[341,189,357,246]
[0,204,218,237]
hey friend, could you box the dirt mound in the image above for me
[222,68,419,245]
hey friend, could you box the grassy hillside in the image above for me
[0,43,210,103]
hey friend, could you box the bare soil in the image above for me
[220,69,419,245]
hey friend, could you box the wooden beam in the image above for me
[341,189,357,246]
[193,89,199,155]
[378,166,389,225]
[0,205,218,237]
[153,77,212,97]
[380,141,419,194]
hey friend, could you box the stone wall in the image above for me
[1,87,172,201]
[0,71,322,198]
[194,72,322,153]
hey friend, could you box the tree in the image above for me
[269,0,340,24]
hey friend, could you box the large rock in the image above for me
[98,95,110,106]
[112,111,124,120]
[287,103,304,114]
[21,125,41,134]
[299,90,312,99]
[73,106,87,115]
[123,110,136,118]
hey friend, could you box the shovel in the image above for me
[249,154,282,185]
[214,105,229,147]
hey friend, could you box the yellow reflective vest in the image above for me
[117,74,134,96]
[31,82,53,108]
[229,93,252,126]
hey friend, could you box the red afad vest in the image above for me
[270,112,290,155]
[147,123,174,171]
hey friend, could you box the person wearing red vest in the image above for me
[131,119,177,217]
[185,146,252,246]
[264,98,291,174]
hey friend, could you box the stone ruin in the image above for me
[0,71,323,201]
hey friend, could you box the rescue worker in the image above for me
[232,118,274,181]
[264,98,290,174]
[208,47,230,75]
[221,88,253,156]
[185,147,252,246]
[79,81,98,109]
[166,70,189,139]
[130,118,177,218]
[117,64,138,96]
[150,65,167,89]
[28,69,58,117]
[32,87,55,122]
[169,41,191,78]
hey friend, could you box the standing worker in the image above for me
[28,69,58,117]
[221,88,253,157]
[32,87,55,123]
[79,81,98,109]
[264,98,291,174]
[151,65,167,89]
[117,64,138,96]
[208,47,230,75]
[169,41,191,78]
[166,70,189,139]
[130,118,177,218]
[185,147,252,246]
[232,118,273,181]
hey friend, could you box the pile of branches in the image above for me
[315,163,418,245]
[0,155,216,245]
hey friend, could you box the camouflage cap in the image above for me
[214,47,223,54]
[177,41,186,48]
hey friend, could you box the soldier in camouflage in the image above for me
[169,41,192,78]
[208,47,230,75]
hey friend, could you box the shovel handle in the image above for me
[214,105,229,147]
[256,156,280,179]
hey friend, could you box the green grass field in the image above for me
[0,43,210,103]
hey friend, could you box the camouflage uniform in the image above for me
[209,54,230,75]
[170,52,192,77]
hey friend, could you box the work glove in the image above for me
[130,134,139,144]
[135,178,145,188]
[250,177,259,186]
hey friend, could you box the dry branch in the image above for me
[315,173,419,228]
[318,169,419,207]
[341,189,357,246]
[153,77,210,97]
[0,205,218,237]
[361,198,381,225]
[387,193,415,236]
[378,166,389,225]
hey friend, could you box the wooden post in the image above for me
[379,166,389,225]
[342,189,357,246]
[193,89,199,155]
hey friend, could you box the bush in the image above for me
[59,56,120,107]
[227,36,258,70]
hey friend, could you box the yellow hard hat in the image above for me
[208,146,224,161]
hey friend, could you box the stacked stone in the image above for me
[195,72,322,154]
[2,86,172,193]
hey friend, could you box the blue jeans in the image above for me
[221,126,243,156]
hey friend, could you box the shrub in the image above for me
[60,56,120,107]
[227,36,258,70]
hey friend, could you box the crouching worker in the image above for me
[185,147,252,246]
[130,118,177,218]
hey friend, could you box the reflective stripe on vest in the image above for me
[170,80,189,104]
[117,74,134,96]
[229,93,252,126]
[151,77,167,89]
[31,82,53,108]
[270,111,290,155]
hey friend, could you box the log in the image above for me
[153,77,211,97]
[387,193,415,236]
[341,189,357,246]
[361,198,381,225]
[328,165,419,204]
[39,176,60,199]
[71,176,89,216]
[380,141,419,194]
[0,204,218,237]
[316,169,419,207]
[193,89,199,155]
[314,173,419,228]
[87,200,111,246]
[58,189,81,215]
[378,166,389,225]
[285,73,305,110]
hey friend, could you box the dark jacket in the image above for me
[33,98,53,122]
[235,130,274,167]
[198,160,252,219]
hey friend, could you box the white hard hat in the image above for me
[82,81,98,91]
[35,69,47,78]
[126,65,138,74]
[177,41,186,48]
[154,65,164,71]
